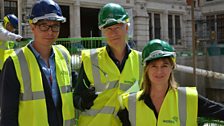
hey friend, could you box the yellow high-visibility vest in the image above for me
[122,87,198,126]
[10,44,75,126]
[78,47,142,126]
[0,40,15,69]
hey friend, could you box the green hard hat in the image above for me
[98,3,129,29]
[142,39,176,63]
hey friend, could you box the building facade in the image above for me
[0,0,194,50]
[199,0,224,102]
[1,0,224,102]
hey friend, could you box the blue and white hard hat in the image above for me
[4,14,18,29]
[29,0,66,24]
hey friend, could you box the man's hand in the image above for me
[80,86,98,110]
[15,38,22,42]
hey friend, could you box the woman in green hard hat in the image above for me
[118,39,224,126]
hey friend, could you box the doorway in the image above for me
[80,7,100,37]
[59,5,70,38]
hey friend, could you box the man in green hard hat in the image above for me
[74,3,143,126]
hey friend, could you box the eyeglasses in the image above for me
[36,24,60,32]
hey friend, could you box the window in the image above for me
[206,15,224,43]
[148,13,161,39]
[175,15,181,44]
[148,13,153,40]
[217,14,224,43]
[168,15,173,44]
[206,15,215,41]
[206,15,215,31]
[154,13,161,39]
[168,14,181,45]
[4,1,17,15]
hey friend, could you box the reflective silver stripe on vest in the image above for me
[90,49,100,86]
[20,91,45,101]
[107,80,119,89]
[178,87,187,126]
[90,49,109,92]
[61,85,72,93]
[128,93,137,126]
[64,118,75,126]
[54,45,71,75]
[138,51,143,85]
[120,83,132,91]
[15,49,45,101]
[81,106,115,116]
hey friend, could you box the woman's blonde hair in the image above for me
[141,57,178,95]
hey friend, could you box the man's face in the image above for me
[30,20,60,47]
[5,22,15,32]
[102,23,128,48]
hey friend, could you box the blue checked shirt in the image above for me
[30,43,59,106]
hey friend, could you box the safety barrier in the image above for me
[13,37,106,54]
[15,37,224,57]
[56,37,106,54]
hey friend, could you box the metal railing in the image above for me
[56,37,106,54]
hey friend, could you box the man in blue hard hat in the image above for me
[0,14,22,71]
[0,15,23,109]
[0,0,75,125]
[2,14,19,32]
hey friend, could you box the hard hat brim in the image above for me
[31,13,66,24]
[143,50,176,63]
[99,15,129,30]
[99,19,127,29]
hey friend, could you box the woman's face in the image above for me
[147,58,173,86]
